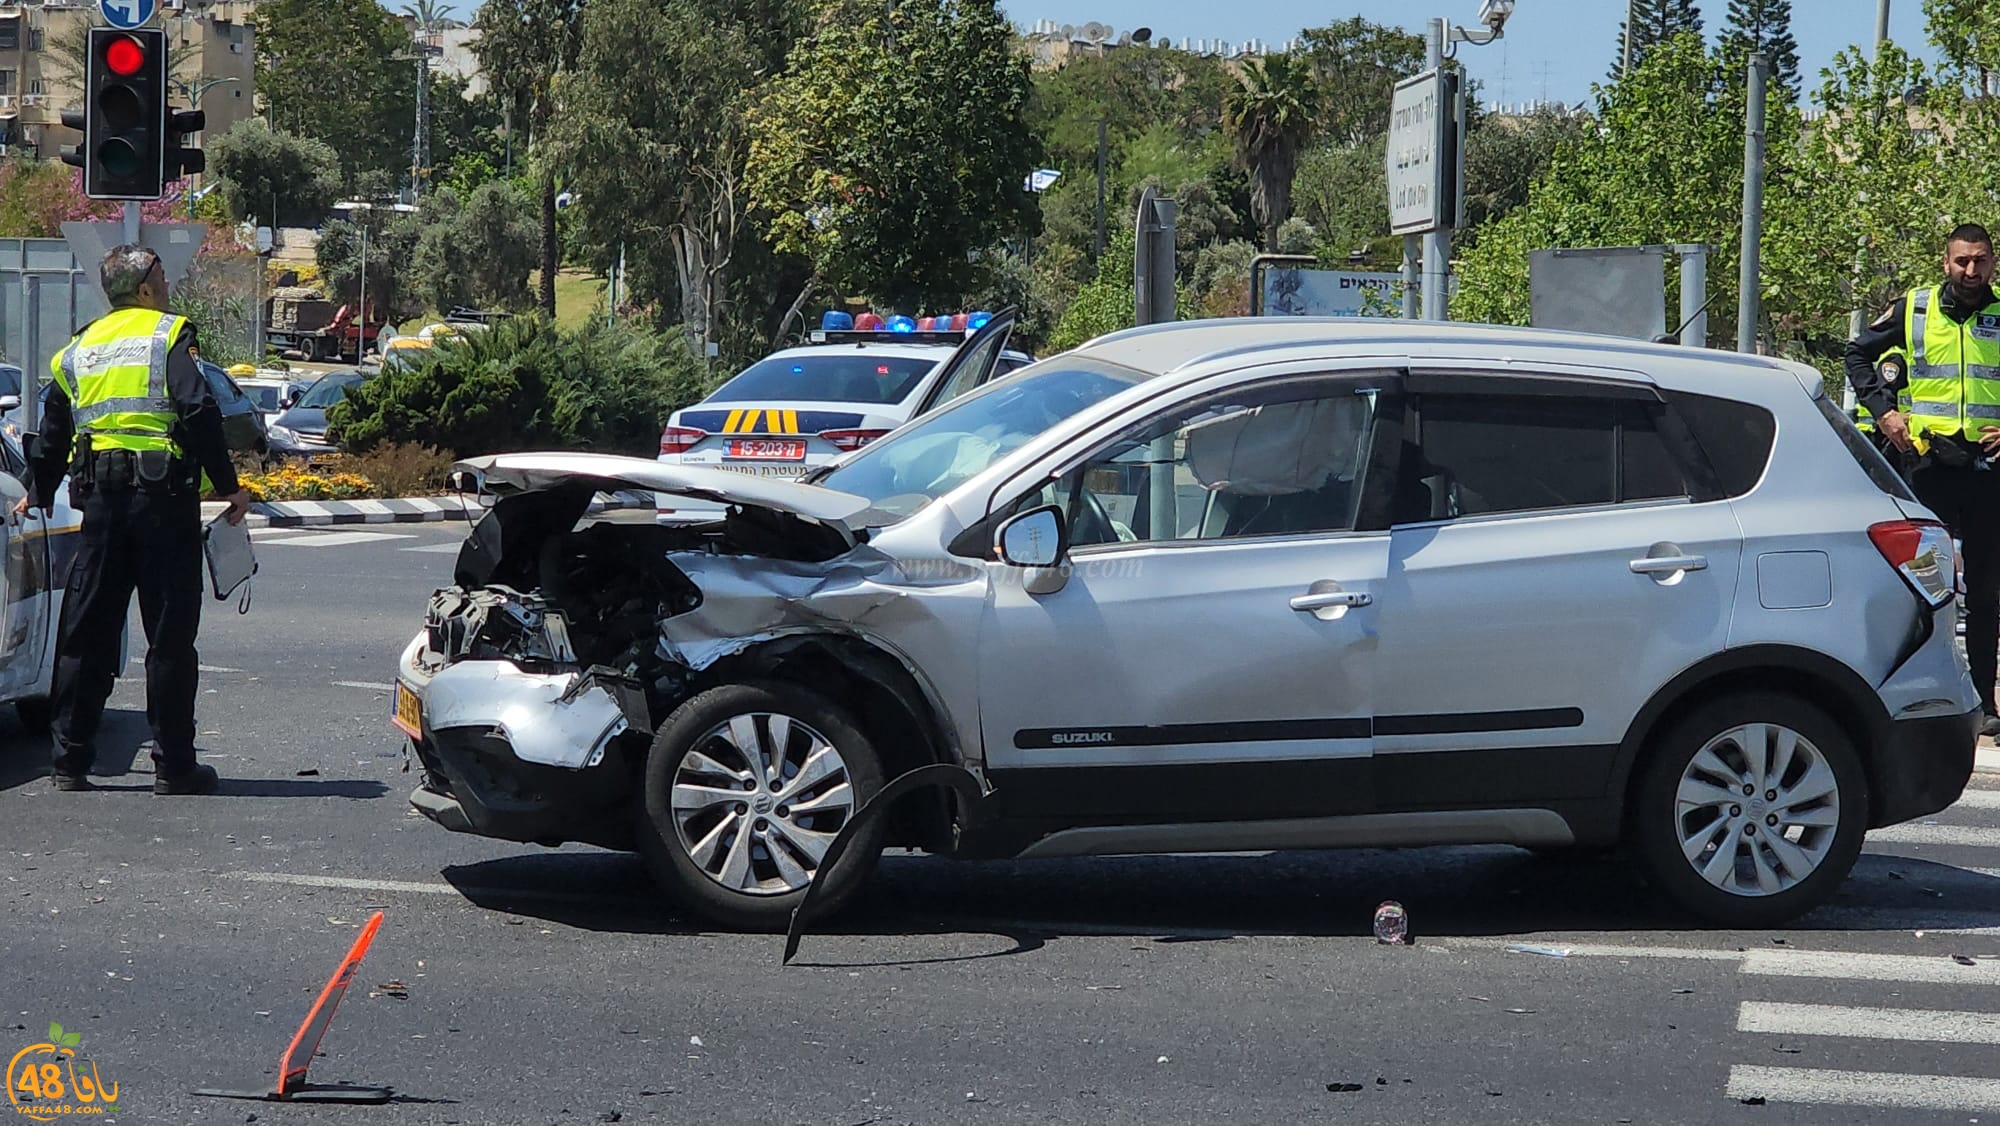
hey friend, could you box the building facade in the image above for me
[0,0,255,160]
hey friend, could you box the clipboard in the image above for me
[203,512,257,612]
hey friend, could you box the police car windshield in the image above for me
[298,373,362,410]
[815,359,1150,520]
[706,353,939,406]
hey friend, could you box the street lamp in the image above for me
[331,200,416,356]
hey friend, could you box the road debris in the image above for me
[1325,1082,1363,1093]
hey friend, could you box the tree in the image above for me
[1612,0,1707,81]
[746,0,1036,309]
[1025,47,1234,180]
[472,0,584,318]
[255,0,416,186]
[1460,108,1590,237]
[1223,52,1320,250]
[1458,34,1789,343]
[208,120,342,227]
[1925,0,2000,77]
[314,207,427,322]
[1297,17,1427,147]
[410,182,539,313]
[545,0,760,351]
[1722,0,1800,98]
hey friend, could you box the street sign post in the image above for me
[98,0,156,30]
[60,220,205,307]
[1386,70,1447,237]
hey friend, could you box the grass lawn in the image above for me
[543,268,606,331]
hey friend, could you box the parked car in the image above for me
[199,360,269,456]
[654,309,1029,520]
[266,369,366,460]
[394,318,1977,931]
[0,423,89,734]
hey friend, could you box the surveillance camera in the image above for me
[1477,0,1515,32]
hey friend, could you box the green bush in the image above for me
[329,316,717,457]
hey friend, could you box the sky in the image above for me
[999,0,1938,109]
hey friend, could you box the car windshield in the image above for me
[298,374,362,410]
[705,352,943,406]
[243,384,285,412]
[815,359,1150,519]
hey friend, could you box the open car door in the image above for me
[909,306,1020,418]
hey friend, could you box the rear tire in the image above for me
[1632,692,1868,927]
[637,682,885,932]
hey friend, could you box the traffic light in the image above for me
[167,109,205,180]
[78,26,167,200]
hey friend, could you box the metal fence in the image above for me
[0,238,109,397]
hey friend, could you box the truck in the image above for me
[263,286,386,363]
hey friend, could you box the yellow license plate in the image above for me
[391,681,422,738]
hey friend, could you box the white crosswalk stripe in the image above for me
[1719,776,2000,1114]
[254,530,417,547]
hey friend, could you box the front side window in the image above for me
[1406,394,1690,521]
[1027,380,1380,548]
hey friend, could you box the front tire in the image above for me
[1632,692,1868,927]
[638,682,885,932]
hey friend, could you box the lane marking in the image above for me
[1946,788,2000,811]
[1738,1001,2000,1044]
[401,543,464,554]
[333,680,395,692]
[1741,948,2000,984]
[1868,823,2000,848]
[1725,1066,2000,1113]
[254,531,417,547]
[228,871,649,908]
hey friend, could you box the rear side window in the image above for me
[1664,390,1778,499]
[1807,389,1918,501]
[708,353,939,405]
[1405,395,1692,520]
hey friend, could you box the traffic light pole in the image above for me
[122,200,139,246]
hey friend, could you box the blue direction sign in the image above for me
[98,0,156,30]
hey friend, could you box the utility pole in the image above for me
[1623,0,1636,77]
[1094,120,1107,259]
[1739,52,1768,354]
[1422,18,1449,322]
[1877,0,1891,50]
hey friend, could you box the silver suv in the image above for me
[395,319,1978,931]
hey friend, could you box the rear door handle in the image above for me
[1290,591,1372,612]
[1630,554,1707,575]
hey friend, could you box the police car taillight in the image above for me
[659,426,705,455]
[1869,519,1955,607]
[821,428,888,452]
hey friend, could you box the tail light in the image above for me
[659,426,705,456]
[820,428,889,452]
[1869,519,1955,607]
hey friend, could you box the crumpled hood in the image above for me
[451,452,878,534]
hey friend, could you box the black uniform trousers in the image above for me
[49,482,204,779]
[1909,458,2000,715]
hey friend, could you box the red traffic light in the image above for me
[104,35,145,77]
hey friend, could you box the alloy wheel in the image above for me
[1673,722,1842,897]
[669,712,856,896]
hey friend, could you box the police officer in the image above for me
[13,245,251,793]
[1847,222,2000,736]
[1853,349,1911,464]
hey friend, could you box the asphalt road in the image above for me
[5,523,2000,1125]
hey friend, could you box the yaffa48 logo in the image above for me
[8,1022,120,1120]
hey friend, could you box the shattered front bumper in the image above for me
[396,634,648,850]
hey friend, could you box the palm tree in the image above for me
[1224,53,1321,250]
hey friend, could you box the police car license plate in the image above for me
[727,439,806,460]
[391,682,422,739]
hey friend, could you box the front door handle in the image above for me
[1290,590,1372,612]
[1630,554,1707,575]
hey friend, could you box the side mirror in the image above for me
[0,395,19,413]
[996,504,1067,568]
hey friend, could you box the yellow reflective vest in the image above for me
[1903,287,2000,441]
[49,307,188,457]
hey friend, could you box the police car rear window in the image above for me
[707,354,938,406]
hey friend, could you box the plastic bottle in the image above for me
[1373,900,1408,944]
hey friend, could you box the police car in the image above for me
[656,309,1024,520]
[0,417,86,733]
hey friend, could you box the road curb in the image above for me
[200,492,652,529]
[1979,746,2000,776]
